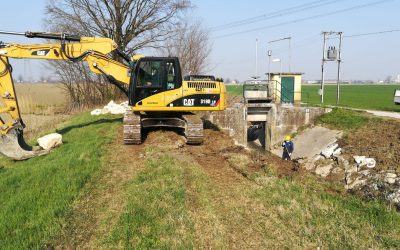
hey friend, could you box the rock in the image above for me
[321,143,339,158]
[358,169,370,177]
[365,158,376,169]
[331,167,344,174]
[337,156,350,169]
[303,155,323,171]
[332,148,342,157]
[353,156,376,169]
[345,164,358,174]
[37,133,63,150]
[315,163,334,177]
[353,155,366,165]
[388,191,400,204]
[345,174,367,190]
[384,173,397,184]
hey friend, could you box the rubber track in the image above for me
[182,113,203,145]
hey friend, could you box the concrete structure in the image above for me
[268,72,303,104]
[206,102,328,150]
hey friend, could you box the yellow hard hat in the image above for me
[285,135,291,141]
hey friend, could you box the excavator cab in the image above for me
[129,57,182,105]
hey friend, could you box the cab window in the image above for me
[166,61,179,90]
[137,61,161,87]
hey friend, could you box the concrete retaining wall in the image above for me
[205,103,329,149]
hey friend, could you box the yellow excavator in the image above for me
[0,31,225,160]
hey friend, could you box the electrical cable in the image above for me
[344,29,400,38]
[210,0,344,32]
[212,0,394,39]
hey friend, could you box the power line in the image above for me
[210,0,343,32]
[212,0,394,39]
[344,29,400,38]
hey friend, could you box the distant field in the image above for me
[302,84,400,112]
[15,83,67,114]
[226,84,400,112]
[226,85,244,96]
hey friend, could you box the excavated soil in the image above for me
[339,118,400,174]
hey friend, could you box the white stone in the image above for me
[332,148,342,157]
[321,143,339,158]
[37,133,63,150]
[365,158,376,169]
[91,100,129,116]
[353,156,366,165]
[315,163,334,177]
[90,109,103,115]
[353,156,376,169]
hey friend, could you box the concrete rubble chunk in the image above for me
[315,163,334,177]
[321,143,339,158]
[353,156,376,169]
[353,156,366,165]
[384,173,397,184]
[37,133,63,150]
[332,148,342,157]
[345,174,367,190]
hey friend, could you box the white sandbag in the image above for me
[37,133,63,150]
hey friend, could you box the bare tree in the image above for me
[44,0,191,109]
[161,20,211,76]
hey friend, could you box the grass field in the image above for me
[302,84,400,112]
[226,84,400,112]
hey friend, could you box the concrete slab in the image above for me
[271,126,342,160]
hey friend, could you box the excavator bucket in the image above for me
[0,128,49,160]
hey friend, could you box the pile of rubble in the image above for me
[90,101,129,115]
[302,141,400,209]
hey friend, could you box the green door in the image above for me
[281,77,294,103]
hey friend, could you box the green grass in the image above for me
[227,84,400,112]
[0,113,120,249]
[318,108,370,130]
[107,151,194,249]
[302,84,400,111]
[252,174,400,248]
[226,85,244,96]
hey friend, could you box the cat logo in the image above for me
[31,49,50,56]
[183,99,195,106]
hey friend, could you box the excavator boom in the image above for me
[0,31,130,160]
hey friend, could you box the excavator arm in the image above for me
[0,31,131,160]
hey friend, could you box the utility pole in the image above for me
[320,31,343,104]
[336,32,343,105]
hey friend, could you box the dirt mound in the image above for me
[339,119,400,174]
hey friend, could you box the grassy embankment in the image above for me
[0,114,120,249]
[227,84,400,112]
[1,111,399,248]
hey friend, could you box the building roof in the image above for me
[268,72,304,76]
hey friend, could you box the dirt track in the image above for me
[53,124,301,249]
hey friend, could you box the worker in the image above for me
[282,135,294,160]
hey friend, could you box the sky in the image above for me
[1,0,400,82]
